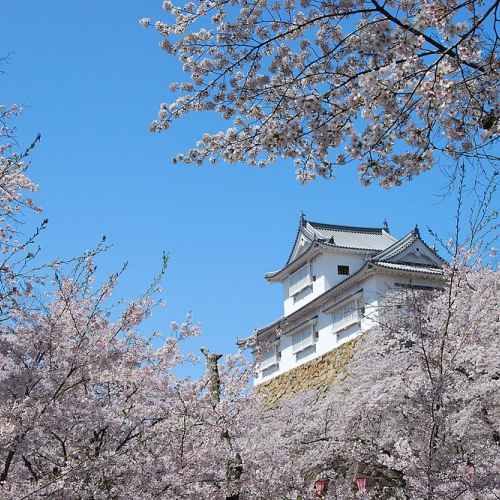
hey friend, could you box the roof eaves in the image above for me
[265,241,322,282]
[248,259,445,348]
[371,261,444,276]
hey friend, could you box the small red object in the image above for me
[466,463,475,481]
[355,477,367,492]
[314,478,329,497]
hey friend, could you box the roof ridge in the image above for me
[307,220,385,234]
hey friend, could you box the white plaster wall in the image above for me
[282,257,325,316]
[258,277,379,385]
[357,273,442,332]
[360,275,384,331]
[279,326,316,373]
[318,252,366,289]
[314,310,338,355]
[256,308,364,385]
[282,252,365,316]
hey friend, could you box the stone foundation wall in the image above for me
[257,336,362,405]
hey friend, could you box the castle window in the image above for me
[331,299,360,332]
[292,325,315,357]
[262,364,279,377]
[293,284,313,303]
[337,265,350,275]
[258,343,280,375]
[295,344,315,361]
[288,264,312,297]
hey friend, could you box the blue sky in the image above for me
[1,2,470,374]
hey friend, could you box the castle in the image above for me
[239,215,444,385]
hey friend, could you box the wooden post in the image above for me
[201,348,242,500]
[200,348,223,406]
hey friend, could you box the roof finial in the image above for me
[413,224,420,237]
[300,211,306,226]
[383,219,389,233]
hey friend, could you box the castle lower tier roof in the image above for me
[239,260,444,347]
[371,261,444,274]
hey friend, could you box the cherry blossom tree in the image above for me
[143,0,499,185]
[0,261,259,498]
[0,103,45,323]
[0,103,256,499]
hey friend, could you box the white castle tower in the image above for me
[240,215,444,385]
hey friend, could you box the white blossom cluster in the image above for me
[143,0,498,186]
[0,104,43,323]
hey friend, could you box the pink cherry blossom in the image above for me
[144,0,498,186]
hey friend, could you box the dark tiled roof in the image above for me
[308,221,387,234]
[305,220,396,252]
[269,217,396,280]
